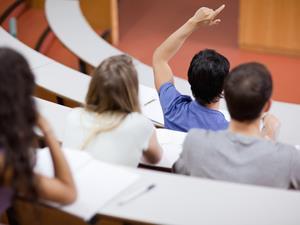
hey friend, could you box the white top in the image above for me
[62,108,154,167]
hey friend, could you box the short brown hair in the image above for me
[224,62,273,122]
[85,55,140,114]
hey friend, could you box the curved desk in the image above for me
[34,147,300,225]
[0,27,53,69]
[100,168,300,225]
[0,27,164,125]
[45,0,192,94]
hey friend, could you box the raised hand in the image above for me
[190,4,225,26]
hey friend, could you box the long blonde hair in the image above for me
[82,55,140,149]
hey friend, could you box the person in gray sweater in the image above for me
[173,62,300,189]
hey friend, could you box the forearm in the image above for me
[152,5,224,90]
[154,19,198,63]
[153,19,198,89]
[43,129,74,187]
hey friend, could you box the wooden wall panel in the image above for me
[80,0,119,45]
[239,0,300,56]
[25,0,44,8]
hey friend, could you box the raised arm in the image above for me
[35,115,77,204]
[152,5,225,90]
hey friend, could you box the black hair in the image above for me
[0,47,38,201]
[188,49,230,106]
[224,62,273,121]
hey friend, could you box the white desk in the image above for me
[0,26,164,125]
[33,62,90,103]
[44,0,192,95]
[0,27,53,69]
[35,148,300,225]
[100,168,300,225]
[270,101,300,146]
[35,97,71,140]
[45,0,124,67]
[33,61,164,124]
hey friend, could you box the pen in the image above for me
[143,99,156,106]
[118,184,156,206]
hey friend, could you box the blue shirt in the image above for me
[158,82,229,132]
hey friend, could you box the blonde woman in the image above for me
[63,55,162,167]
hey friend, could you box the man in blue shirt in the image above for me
[153,5,229,132]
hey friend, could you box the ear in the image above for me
[262,99,272,113]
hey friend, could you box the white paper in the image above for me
[34,148,140,220]
[34,148,92,177]
[142,100,164,126]
[141,129,186,168]
[139,84,158,106]
[62,160,139,220]
[219,109,231,121]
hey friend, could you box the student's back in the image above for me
[174,129,300,189]
[174,62,299,189]
[63,108,154,167]
[62,55,162,167]
[153,5,229,132]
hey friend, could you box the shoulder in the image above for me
[274,142,299,156]
[186,128,212,141]
[67,107,84,120]
[184,129,213,149]
[67,107,95,124]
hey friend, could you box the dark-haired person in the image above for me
[153,5,229,132]
[173,62,300,189]
[0,48,76,216]
[63,55,162,167]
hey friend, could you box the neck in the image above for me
[206,101,220,110]
[229,119,261,138]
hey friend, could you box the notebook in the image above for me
[35,148,140,220]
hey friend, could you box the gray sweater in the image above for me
[173,129,300,189]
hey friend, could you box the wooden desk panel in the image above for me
[239,0,300,56]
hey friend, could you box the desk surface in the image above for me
[0,26,165,125]
[35,97,71,140]
[100,168,300,225]
[45,0,124,68]
[0,27,53,69]
[35,148,300,225]
[44,0,192,94]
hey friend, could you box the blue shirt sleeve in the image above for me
[158,82,192,114]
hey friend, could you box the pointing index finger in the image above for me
[213,4,225,17]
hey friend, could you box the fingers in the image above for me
[210,19,221,26]
[213,4,225,18]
